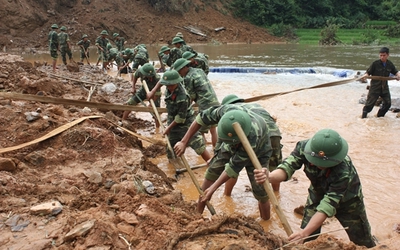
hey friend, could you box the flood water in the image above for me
[21,43,400,244]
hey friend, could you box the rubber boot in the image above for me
[377,109,386,117]
[361,111,368,119]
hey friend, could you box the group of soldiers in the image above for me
[48,24,377,248]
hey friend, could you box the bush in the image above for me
[319,21,341,45]
[268,23,297,39]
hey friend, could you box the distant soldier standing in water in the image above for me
[112,33,126,51]
[76,34,91,64]
[58,26,73,65]
[48,24,59,72]
[95,30,110,70]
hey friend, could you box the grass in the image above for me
[295,28,400,45]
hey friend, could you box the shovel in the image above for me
[140,80,184,171]
[232,122,293,236]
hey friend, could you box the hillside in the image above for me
[0,0,282,50]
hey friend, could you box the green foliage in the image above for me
[384,24,400,38]
[319,21,341,45]
[268,23,297,40]
[353,29,380,45]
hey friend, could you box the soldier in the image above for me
[182,51,209,75]
[172,58,220,146]
[95,30,110,70]
[221,94,283,193]
[360,47,400,118]
[160,70,211,161]
[159,45,181,67]
[108,47,125,73]
[76,34,91,64]
[171,36,196,55]
[58,26,73,65]
[112,33,126,51]
[175,32,186,45]
[254,129,376,248]
[122,63,161,127]
[174,108,273,220]
[131,44,149,71]
[48,24,59,72]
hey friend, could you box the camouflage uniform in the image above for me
[58,31,72,64]
[189,57,209,75]
[132,46,149,70]
[179,44,196,55]
[277,140,376,248]
[95,35,109,62]
[167,48,182,67]
[48,30,59,59]
[108,48,125,66]
[363,59,399,117]
[127,71,161,107]
[196,105,272,202]
[164,83,206,158]
[76,38,91,61]
[233,102,282,171]
[114,37,125,51]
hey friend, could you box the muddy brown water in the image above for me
[21,44,400,244]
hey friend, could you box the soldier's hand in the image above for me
[254,168,268,184]
[174,141,187,156]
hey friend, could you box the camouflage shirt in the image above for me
[109,48,124,65]
[164,83,195,126]
[190,57,209,75]
[58,31,70,48]
[366,59,398,93]
[233,102,281,137]
[179,44,196,55]
[277,139,364,217]
[48,30,59,50]
[167,48,182,67]
[134,46,149,60]
[183,68,220,110]
[76,39,90,51]
[134,70,161,93]
[114,37,125,51]
[95,36,109,51]
[196,105,272,178]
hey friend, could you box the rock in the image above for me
[67,61,80,72]
[24,151,46,166]
[101,83,117,94]
[0,158,17,172]
[142,180,155,194]
[118,211,139,225]
[116,222,135,235]
[64,220,95,242]
[24,111,41,122]
[83,170,103,184]
[30,200,63,216]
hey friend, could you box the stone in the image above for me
[64,220,95,241]
[118,211,139,225]
[30,200,63,216]
[0,158,17,172]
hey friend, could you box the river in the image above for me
[21,43,400,245]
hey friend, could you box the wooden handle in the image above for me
[179,156,216,215]
[366,76,397,81]
[232,122,293,236]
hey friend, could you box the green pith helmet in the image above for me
[159,46,170,54]
[172,36,184,44]
[140,44,147,49]
[100,30,109,35]
[113,33,119,38]
[172,58,190,71]
[160,70,183,85]
[60,26,67,31]
[82,34,88,39]
[107,43,112,50]
[221,94,245,105]
[51,24,58,29]
[304,129,348,168]
[176,32,183,38]
[124,48,133,55]
[217,110,251,144]
[139,63,156,77]
[182,51,196,60]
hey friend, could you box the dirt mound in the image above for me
[0,0,282,50]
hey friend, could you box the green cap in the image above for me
[60,26,67,31]
[159,46,170,54]
[172,36,184,44]
[172,58,190,71]
[100,30,109,35]
[82,34,88,39]
[221,94,245,105]
[160,70,183,85]
[217,110,251,145]
[113,33,119,38]
[182,51,196,60]
[304,129,348,168]
[51,24,58,29]
[139,63,156,77]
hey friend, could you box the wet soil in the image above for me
[0,53,399,249]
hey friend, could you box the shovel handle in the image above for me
[232,122,293,236]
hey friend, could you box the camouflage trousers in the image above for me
[268,136,282,172]
[301,197,376,248]
[50,47,58,59]
[363,89,391,117]
[167,122,206,159]
[97,49,109,62]
[205,142,269,203]
[60,46,72,64]
[80,50,89,61]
